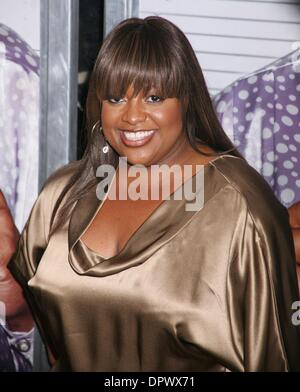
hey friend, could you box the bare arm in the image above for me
[0,190,34,331]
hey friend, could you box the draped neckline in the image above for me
[68,155,235,277]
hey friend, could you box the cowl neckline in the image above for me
[68,156,232,277]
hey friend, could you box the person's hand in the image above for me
[0,191,34,331]
[288,202,300,298]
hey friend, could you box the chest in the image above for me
[81,197,163,258]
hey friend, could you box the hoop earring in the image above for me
[91,120,100,135]
[99,126,109,154]
[91,121,109,154]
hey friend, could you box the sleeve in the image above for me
[7,162,71,283]
[227,208,300,372]
[7,178,60,361]
[8,188,49,286]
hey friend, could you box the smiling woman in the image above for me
[101,85,186,166]
[8,16,300,372]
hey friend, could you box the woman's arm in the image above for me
[7,164,75,367]
[227,207,300,371]
[0,191,34,331]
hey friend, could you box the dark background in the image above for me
[78,0,104,159]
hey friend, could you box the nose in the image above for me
[121,98,147,125]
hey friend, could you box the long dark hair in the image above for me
[51,16,243,233]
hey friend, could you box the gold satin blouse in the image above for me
[8,155,300,371]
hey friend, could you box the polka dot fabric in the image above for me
[0,24,39,230]
[0,24,39,372]
[213,49,300,208]
[0,23,39,75]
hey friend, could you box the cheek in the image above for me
[101,105,119,127]
[152,105,182,130]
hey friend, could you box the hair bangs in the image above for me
[95,25,186,102]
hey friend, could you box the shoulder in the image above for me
[210,155,290,233]
[42,161,79,193]
[37,161,81,213]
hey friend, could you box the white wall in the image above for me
[0,0,40,52]
[139,0,300,95]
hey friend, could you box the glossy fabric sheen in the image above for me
[8,155,300,371]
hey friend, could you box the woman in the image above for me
[8,16,300,371]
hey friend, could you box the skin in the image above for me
[82,85,217,258]
[84,85,300,294]
[101,85,217,168]
[288,202,300,229]
[0,191,34,331]
[288,202,300,295]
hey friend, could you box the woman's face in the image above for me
[101,85,189,166]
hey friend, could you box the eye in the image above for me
[146,95,164,103]
[107,97,126,104]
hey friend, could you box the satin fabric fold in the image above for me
[8,155,300,371]
[69,164,216,276]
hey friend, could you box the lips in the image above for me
[119,129,157,147]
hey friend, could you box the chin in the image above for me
[126,156,153,167]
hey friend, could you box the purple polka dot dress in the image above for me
[0,23,39,230]
[213,49,300,208]
[0,23,38,372]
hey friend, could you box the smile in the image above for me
[119,129,157,147]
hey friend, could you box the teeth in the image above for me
[123,130,155,141]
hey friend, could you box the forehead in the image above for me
[121,84,158,97]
